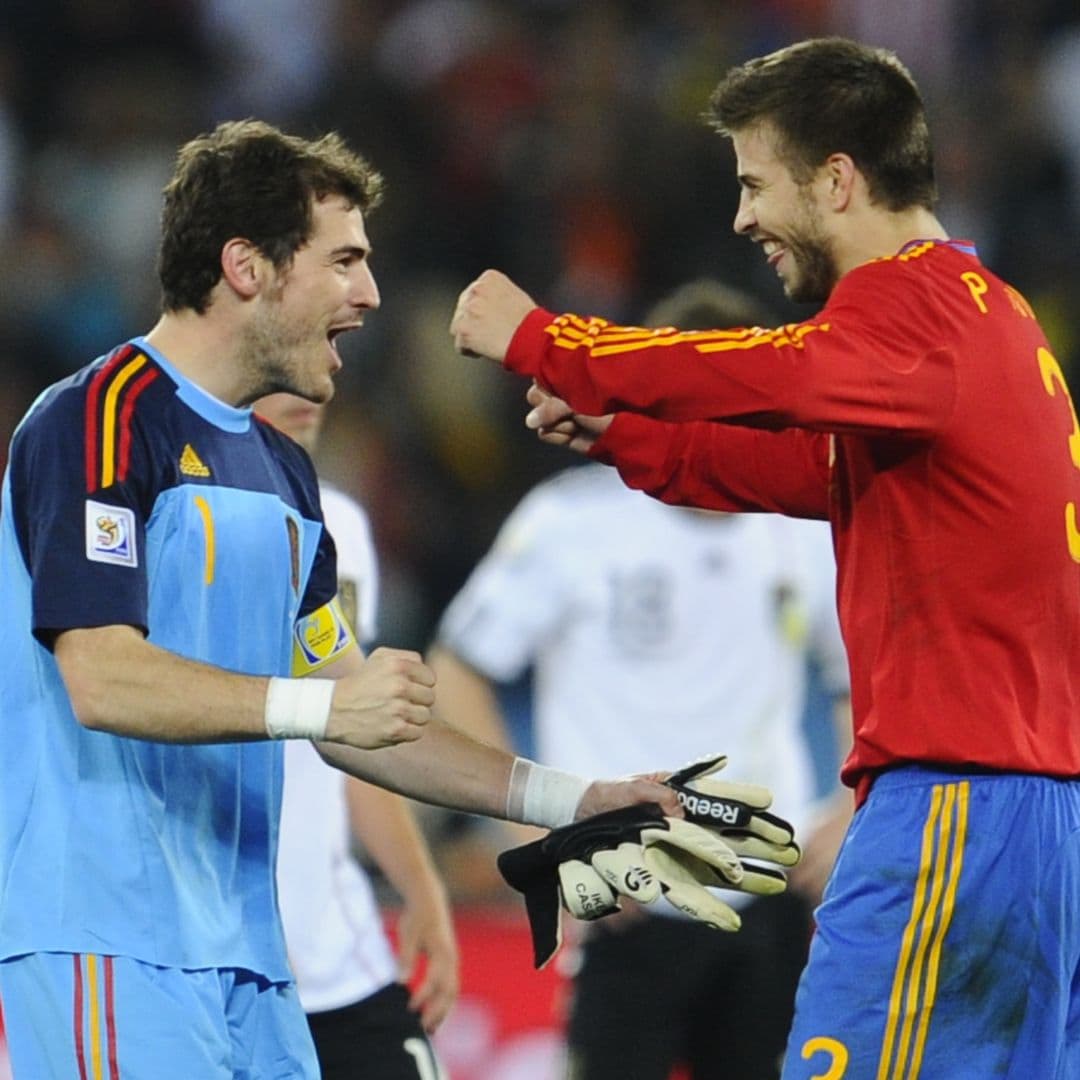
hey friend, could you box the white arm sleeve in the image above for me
[319,483,379,646]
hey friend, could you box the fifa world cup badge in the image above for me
[85,499,138,567]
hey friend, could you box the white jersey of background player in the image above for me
[436,463,850,901]
[277,482,396,1007]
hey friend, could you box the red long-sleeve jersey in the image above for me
[505,241,1080,798]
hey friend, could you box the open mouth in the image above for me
[326,323,361,359]
[762,241,786,269]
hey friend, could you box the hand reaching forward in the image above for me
[575,771,683,821]
[451,269,537,362]
[323,647,436,749]
[524,381,613,454]
[500,757,800,968]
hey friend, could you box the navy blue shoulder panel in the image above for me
[8,342,328,592]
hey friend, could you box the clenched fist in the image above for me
[450,269,537,362]
[323,647,436,749]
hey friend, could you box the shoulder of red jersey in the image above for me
[837,239,982,292]
[822,240,983,326]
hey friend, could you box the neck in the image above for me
[835,206,949,278]
[144,310,249,407]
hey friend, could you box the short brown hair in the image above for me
[158,120,384,313]
[707,38,936,212]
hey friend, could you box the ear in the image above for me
[821,153,857,212]
[220,238,266,301]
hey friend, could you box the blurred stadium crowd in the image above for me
[2,0,1080,649]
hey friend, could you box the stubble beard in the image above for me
[237,301,328,405]
[782,194,840,305]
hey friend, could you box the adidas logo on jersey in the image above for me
[179,444,210,477]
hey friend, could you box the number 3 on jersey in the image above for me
[1037,346,1080,562]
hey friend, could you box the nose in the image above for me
[733,190,755,236]
[351,262,381,312]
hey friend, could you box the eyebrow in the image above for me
[328,243,372,260]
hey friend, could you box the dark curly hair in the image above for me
[158,120,384,314]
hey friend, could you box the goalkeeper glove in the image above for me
[498,801,793,969]
[665,753,801,866]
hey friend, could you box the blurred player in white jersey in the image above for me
[429,282,852,1080]
[258,393,455,1080]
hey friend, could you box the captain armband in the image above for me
[291,596,356,676]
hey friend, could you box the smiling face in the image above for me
[238,194,380,404]
[731,123,840,304]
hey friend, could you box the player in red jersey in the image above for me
[450,37,1080,1080]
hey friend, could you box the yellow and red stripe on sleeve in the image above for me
[544,314,829,358]
[84,346,160,493]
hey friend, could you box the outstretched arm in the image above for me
[54,624,434,749]
[453,268,956,439]
[54,622,681,829]
[426,644,516,753]
[520,384,832,518]
[426,645,543,853]
[316,645,682,826]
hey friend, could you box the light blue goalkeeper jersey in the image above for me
[0,337,338,979]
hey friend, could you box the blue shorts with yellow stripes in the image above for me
[0,952,318,1079]
[782,767,1080,1080]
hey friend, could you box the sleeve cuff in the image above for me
[587,412,656,467]
[505,307,556,377]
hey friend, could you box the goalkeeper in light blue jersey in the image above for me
[0,120,682,1080]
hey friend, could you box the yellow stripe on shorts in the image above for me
[874,781,968,1080]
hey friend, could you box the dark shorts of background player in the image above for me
[306,982,443,1080]
[565,890,812,1080]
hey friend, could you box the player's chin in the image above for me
[302,369,336,405]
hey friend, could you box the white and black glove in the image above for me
[664,753,801,863]
[498,793,799,969]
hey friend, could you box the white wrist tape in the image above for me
[264,677,335,740]
[506,757,591,828]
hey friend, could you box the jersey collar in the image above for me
[897,238,979,258]
[131,337,253,434]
